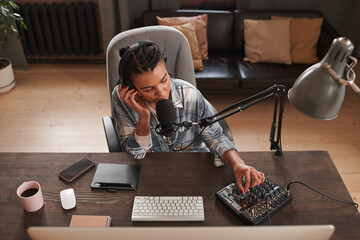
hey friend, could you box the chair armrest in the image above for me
[102,116,122,152]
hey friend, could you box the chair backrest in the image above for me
[106,25,196,109]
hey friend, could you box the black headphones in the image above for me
[118,40,167,90]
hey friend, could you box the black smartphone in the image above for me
[58,157,95,183]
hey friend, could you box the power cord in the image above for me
[264,181,358,226]
[285,181,358,208]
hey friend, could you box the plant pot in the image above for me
[0,58,15,93]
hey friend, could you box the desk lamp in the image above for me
[288,37,359,120]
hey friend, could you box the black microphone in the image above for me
[155,99,176,137]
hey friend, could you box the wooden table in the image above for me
[0,151,359,239]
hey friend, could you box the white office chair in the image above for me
[102,25,233,152]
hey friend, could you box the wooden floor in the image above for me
[1,63,359,207]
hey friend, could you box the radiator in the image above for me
[17,2,101,57]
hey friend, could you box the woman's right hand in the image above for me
[118,85,150,119]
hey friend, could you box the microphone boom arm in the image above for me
[198,85,287,156]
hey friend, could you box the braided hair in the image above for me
[118,42,164,86]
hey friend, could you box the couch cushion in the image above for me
[243,19,292,65]
[236,55,310,90]
[271,16,324,64]
[171,22,203,71]
[195,53,240,90]
[157,14,209,60]
[234,10,324,52]
[144,10,234,52]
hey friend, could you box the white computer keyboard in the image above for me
[131,196,205,221]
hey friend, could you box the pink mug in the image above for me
[16,181,44,212]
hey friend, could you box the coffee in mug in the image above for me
[16,181,44,212]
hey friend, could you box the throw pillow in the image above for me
[156,14,208,60]
[243,19,292,65]
[271,16,324,64]
[172,22,203,71]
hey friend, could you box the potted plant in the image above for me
[0,0,26,93]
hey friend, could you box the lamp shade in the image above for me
[288,38,354,120]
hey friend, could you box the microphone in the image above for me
[155,99,176,144]
[155,99,201,148]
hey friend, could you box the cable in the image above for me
[175,113,221,152]
[172,126,207,152]
[286,181,359,208]
[264,180,358,226]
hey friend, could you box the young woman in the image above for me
[112,40,265,193]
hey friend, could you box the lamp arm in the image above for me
[199,85,287,156]
[349,81,360,98]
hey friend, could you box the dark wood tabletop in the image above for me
[0,151,359,239]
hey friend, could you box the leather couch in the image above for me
[143,10,340,94]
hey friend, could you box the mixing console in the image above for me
[216,177,292,225]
